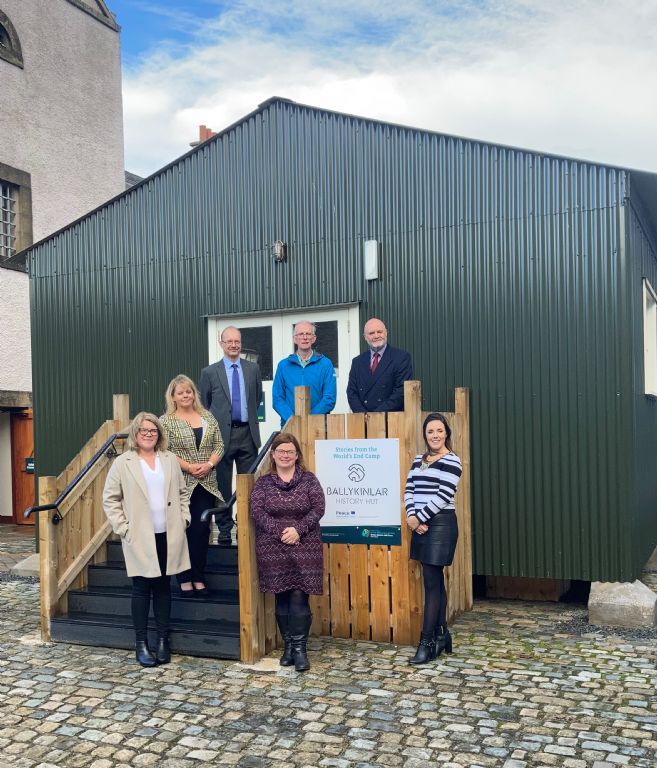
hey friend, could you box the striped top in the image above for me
[404,452,462,524]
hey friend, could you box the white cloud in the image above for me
[122,0,657,177]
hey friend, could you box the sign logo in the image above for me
[347,463,366,482]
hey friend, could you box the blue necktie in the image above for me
[231,364,242,421]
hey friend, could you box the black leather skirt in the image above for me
[410,510,458,566]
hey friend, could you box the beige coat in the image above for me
[103,450,191,578]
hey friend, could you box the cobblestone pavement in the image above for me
[0,525,35,573]
[1,573,656,768]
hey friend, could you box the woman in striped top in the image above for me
[404,412,462,664]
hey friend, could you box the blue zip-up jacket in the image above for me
[272,352,337,426]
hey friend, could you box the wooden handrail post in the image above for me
[39,476,58,642]
[237,473,262,663]
[112,394,130,427]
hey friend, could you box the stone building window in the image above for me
[0,164,32,266]
[0,10,23,69]
[0,180,17,261]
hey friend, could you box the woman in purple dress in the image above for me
[250,432,325,672]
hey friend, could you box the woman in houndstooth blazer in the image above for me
[161,375,224,596]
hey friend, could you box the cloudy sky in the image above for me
[109,0,657,178]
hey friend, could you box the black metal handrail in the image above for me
[200,430,280,524]
[24,433,128,524]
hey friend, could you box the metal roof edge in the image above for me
[20,95,657,260]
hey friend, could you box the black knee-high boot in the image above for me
[288,613,312,672]
[275,613,294,666]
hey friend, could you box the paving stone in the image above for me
[2,528,657,768]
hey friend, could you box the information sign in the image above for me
[315,438,401,545]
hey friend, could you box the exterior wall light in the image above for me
[272,240,287,262]
[364,239,379,280]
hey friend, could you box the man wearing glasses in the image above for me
[200,326,262,544]
[272,321,337,427]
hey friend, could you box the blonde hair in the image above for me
[126,412,168,452]
[262,432,307,476]
[164,374,202,416]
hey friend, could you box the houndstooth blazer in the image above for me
[160,409,224,500]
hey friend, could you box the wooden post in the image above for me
[112,394,130,428]
[39,476,58,642]
[236,473,262,663]
[453,387,473,613]
[403,380,425,639]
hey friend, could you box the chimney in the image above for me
[190,125,217,148]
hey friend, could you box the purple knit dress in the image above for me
[250,467,325,594]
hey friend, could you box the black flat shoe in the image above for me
[193,584,209,597]
[179,587,195,598]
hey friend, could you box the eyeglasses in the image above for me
[138,428,159,436]
[274,449,297,456]
[294,333,315,338]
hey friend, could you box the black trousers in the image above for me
[131,532,171,641]
[215,424,257,533]
[177,484,215,584]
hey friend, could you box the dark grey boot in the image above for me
[156,636,171,664]
[288,613,312,672]
[275,612,294,667]
[435,626,453,657]
[408,632,437,665]
[135,640,157,667]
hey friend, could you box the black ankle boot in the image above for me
[435,627,453,657]
[135,640,157,667]
[156,636,171,665]
[408,632,437,665]
[288,613,312,672]
[275,613,294,667]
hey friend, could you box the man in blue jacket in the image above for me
[273,321,337,426]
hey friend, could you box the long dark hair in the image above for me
[264,432,307,475]
[421,412,452,462]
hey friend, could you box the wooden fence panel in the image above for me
[241,383,471,661]
[387,411,412,645]
[345,413,370,640]
[326,415,350,637]
[365,412,392,642]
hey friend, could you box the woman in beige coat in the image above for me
[103,412,191,667]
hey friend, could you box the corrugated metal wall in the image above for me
[30,98,644,580]
[627,193,657,575]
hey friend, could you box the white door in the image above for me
[207,305,361,444]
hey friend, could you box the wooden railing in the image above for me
[39,395,130,640]
[237,381,472,663]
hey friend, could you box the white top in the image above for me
[139,455,167,534]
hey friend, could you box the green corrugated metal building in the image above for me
[24,97,657,583]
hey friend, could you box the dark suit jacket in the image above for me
[347,345,413,413]
[199,358,263,449]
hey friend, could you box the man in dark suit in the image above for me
[347,318,413,413]
[200,326,262,543]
